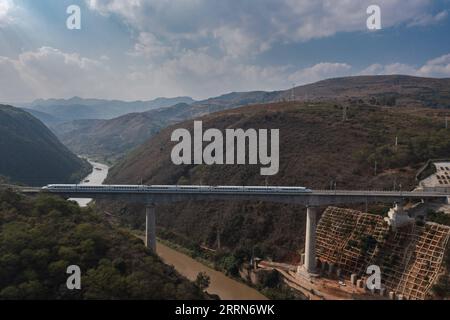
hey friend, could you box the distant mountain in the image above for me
[21,108,63,127]
[277,75,450,108]
[196,75,450,109]
[196,91,281,108]
[53,103,211,162]
[54,75,450,162]
[0,105,91,186]
[22,96,196,124]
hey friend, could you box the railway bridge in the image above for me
[10,184,450,278]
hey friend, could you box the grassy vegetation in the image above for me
[426,210,450,226]
[257,270,300,300]
[0,190,205,300]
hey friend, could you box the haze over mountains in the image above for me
[45,75,450,162]
[0,105,91,186]
[54,103,197,162]
[22,96,195,123]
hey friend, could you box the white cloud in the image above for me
[360,63,418,76]
[124,52,450,100]
[418,53,450,77]
[213,26,270,58]
[361,54,450,78]
[130,32,173,58]
[85,0,440,58]
[0,0,13,26]
[2,44,450,103]
[408,10,448,27]
[288,62,352,85]
[0,56,35,102]
[123,49,290,99]
[0,47,112,102]
[120,53,355,100]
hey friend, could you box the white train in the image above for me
[42,184,312,194]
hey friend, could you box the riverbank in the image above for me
[156,241,268,300]
[70,159,109,207]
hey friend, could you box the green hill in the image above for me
[0,105,90,186]
[0,190,205,300]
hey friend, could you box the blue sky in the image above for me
[1,0,450,102]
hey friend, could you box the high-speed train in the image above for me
[42,184,313,194]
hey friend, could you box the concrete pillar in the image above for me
[357,279,364,289]
[304,206,318,274]
[145,204,156,252]
[351,274,357,286]
[380,287,386,297]
[328,263,335,276]
[389,291,395,300]
[300,253,305,266]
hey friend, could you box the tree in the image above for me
[195,272,210,291]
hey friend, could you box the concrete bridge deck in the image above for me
[13,186,450,206]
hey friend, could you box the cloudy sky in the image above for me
[1,0,450,103]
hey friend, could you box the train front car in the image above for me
[42,184,77,192]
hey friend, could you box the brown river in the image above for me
[157,242,267,300]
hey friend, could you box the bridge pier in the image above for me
[297,206,319,278]
[145,204,156,253]
[304,206,318,274]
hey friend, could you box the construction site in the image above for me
[256,162,450,300]
[257,205,450,300]
[316,206,449,300]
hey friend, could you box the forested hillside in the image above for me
[0,190,205,300]
[0,105,90,186]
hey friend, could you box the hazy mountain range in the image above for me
[21,96,195,123]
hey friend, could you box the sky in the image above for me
[0,0,450,103]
